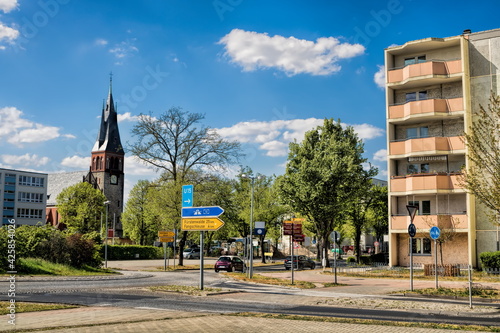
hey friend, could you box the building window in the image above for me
[404,55,426,66]
[5,174,16,185]
[409,237,431,255]
[17,208,43,219]
[19,176,45,187]
[18,192,44,203]
[407,163,429,174]
[407,200,431,215]
[405,91,427,102]
[406,126,428,139]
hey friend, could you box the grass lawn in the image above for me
[1,258,117,276]
[0,301,77,315]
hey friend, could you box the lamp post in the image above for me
[104,200,111,268]
[241,174,258,278]
[406,204,418,291]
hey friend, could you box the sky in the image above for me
[1,0,499,201]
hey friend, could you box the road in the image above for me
[3,260,500,328]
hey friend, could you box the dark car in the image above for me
[214,256,246,272]
[284,255,316,270]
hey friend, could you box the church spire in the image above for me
[92,76,124,154]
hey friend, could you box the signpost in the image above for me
[158,230,175,271]
[406,205,418,292]
[181,217,225,231]
[430,226,441,288]
[182,185,193,208]
[181,206,224,218]
[329,231,340,284]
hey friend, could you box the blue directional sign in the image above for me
[254,228,266,236]
[430,226,441,240]
[182,206,224,218]
[182,185,193,208]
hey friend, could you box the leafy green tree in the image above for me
[460,93,500,226]
[56,182,107,234]
[366,185,388,253]
[129,108,242,265]
[276,118,373,265]
[122,180,158,245]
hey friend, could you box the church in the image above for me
[46,79,125,237]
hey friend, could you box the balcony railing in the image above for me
[389,136,464,156]
[388,60,462,84]
[390,173,464,193]
[391,214,468,231]
[388,97,463,120]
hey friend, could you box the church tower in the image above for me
[90,77,125,237]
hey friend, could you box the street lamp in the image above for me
[104,200,111,268]
[406,204,418,291]
[241,173,259,278]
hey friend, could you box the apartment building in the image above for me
[1,168,48,226]
[385,28,500,268]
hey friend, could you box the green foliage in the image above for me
[479,251,500,269]
[16,258,108,275]
[105,245,163,260]
[66,234,102,268]
[346,257,356,263]
[56,182,107,233]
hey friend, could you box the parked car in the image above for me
[214,255,246,272]
[284,255,316,270]
[183,248,201,259]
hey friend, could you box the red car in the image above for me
[214,256,246,272]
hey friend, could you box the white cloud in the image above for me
[118,112,139,122]
[0,107,73,146]
[109,39,138,61]
[0,0,18,13]
[217,118,383,158]
[94,38,108,46]
[1,153,50,167]
[219,29,365,76]
[374,65,385,89]
[124,156,157,176]
[0,23,19,43]
[373,149,387,162]
[61,155,88,169]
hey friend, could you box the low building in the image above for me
[0,168,47,226]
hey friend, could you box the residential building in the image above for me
[1,168,47,226]
[385,28,500,268]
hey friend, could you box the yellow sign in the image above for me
[181,217,225,231]
[158,231,175,237]
[159,237,174,242]
[292,218,305,223]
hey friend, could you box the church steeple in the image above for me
[92,75,124,154]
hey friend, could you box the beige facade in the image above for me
[386,29,500,268]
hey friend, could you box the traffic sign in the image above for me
[430,226,441,240]
[181,217,225,231]
[182,185,193,207]
[293,234,305,242]
[283,222,293,235]
[408,223,416,237]
[158,231,175,237]
[181,206,224,218]
[159,236,174,242]
[254,228,265,236]
[329,231,340,243]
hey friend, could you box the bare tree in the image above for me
[460,93,500,226]
[129,107,242,265]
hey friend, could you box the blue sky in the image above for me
[1,0,499,200]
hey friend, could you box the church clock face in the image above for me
[110,175,118,185]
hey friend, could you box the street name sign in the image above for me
[181,206,224,218]
[159,236,174,242]
[158,231,175,237]
[181,217,225,231]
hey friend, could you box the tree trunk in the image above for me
[260,235,266,263]
[178,230,188,266]
[354,229,362,264]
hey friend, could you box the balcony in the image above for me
[388,97,463,121]
[390,173,464,193]
[389,136,464,156]
[391,214,468,231]
[387,60,462,87]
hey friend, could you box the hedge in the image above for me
[479,251,500,269]
[104,245,163,260]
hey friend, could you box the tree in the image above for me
[56,182,107,234]
[460,93,500,226]
[122,180,155,245]
[366,185,388,253]
[276,119,371,266]
[129,107,242,265]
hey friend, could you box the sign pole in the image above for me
[435,238,438,289]
[173,229,176,270]
[200,231,204,290]
[164,242,167,271]
[291,235,294,285]
[410,236,413,291]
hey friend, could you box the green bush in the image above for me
[105,245,163,260]
[480,251,500,269]
[360,255,371,265]
[67,234,102,268]
[346,256,356,263]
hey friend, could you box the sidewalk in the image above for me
[5,261,500,332]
